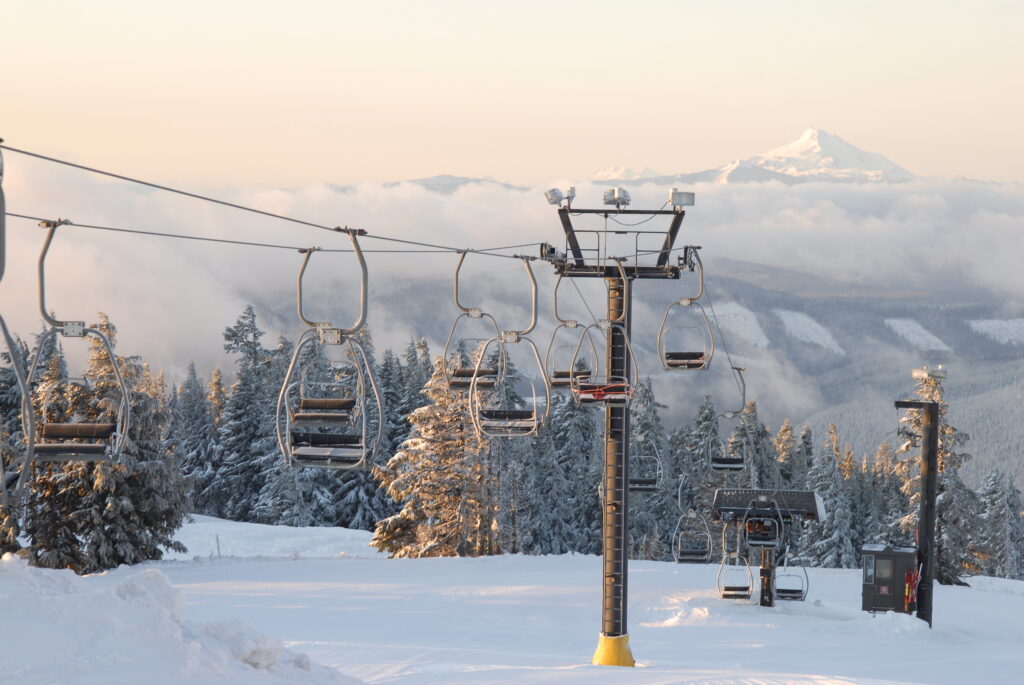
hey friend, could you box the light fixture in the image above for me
[545,188,564,205]
[603,187,631,207]
[669,188,695,208]
[912,365,947,380]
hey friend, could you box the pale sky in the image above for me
[3,1,1022,185]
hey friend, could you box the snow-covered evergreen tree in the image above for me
[168,362,217,513]
[547,391,601,554]
[798,425,856,569]
[976,469,1024,579]
[372,357,489,557]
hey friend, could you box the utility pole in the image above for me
[895,365,943,628]
[543,188,690,667]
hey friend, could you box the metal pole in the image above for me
[759,548,775,607]
[592,272,635,666]
[917,401,939,628]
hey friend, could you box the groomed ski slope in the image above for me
[6,515,1023,684]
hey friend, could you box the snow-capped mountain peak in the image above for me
[749,128,916,182]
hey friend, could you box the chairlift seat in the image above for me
[291,447,364,466]
[34,442,110,460]
[776,587,805,601]
[574,382,631,403]
[721,585,752,599]
[664,351,707,369]
[291,432,362,446]
[291,411,352,424]
[449,369,498,391]
[41,423,116,439]
[299,398,355,411]
[453,368,498,378]
[479,409,535,421]
[676,549,711,563]
[628,477,658,492]
[551,370,590,389]
[711,455,745,471]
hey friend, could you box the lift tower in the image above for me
[543,188,690,666]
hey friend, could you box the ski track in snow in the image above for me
[773,310,844,355]
[884,318,952,352]
[8,516,1024,684]
[712,302,771,350]
[968,319,1024,346]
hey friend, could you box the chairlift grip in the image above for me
[295,232,368,335]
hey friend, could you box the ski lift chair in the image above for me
[442,252,507,395]
[545,274,598,391]
[276,238,383,470]
[718,523,753,599]
[741,498,785,549]
[658,247,714,371]
[673,510,713,564]
[469,257,551,438]
[27,220,131,463]
[565,261,640,406]
[628,453,663,493]
[775,557,809,601]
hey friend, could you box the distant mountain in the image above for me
[599,128,920,186]
[385,174,527,195]
[591,165,664,181]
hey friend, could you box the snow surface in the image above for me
[884,318,953,352]
[774,310,844,354]
[14,515,1024,683]
[711,302,771,350]
[968,318,1024,346]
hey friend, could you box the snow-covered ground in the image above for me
[712,302,771,350]
[969,318,1024,346]
[6,515,1023,684]
[774,310,844,355]
[884,318,953,353]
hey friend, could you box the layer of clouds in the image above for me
[2,155,1022,397]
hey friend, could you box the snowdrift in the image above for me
[0,553,358,685]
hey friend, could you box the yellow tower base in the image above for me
[592,633,635,667]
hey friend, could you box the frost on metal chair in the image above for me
[470,257,551,438]
[568,261,639,407]
[276,235,383,470]
[442,252,505,395]
[25,219,131,464]
[657,247,714,371]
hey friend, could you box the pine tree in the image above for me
[213,306,272,521]
[629,377,671,559]
[371,357,489,557]
[725,402,778,489]
[168,362,217,513]
[207,367,226,428]
[798,425,856,569]
[976,469,1024,579]
[548,392,601,554]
